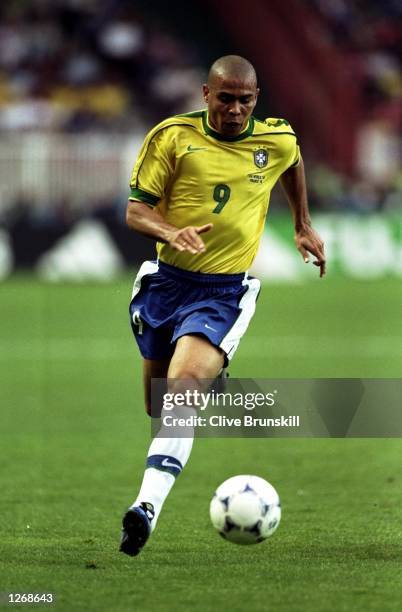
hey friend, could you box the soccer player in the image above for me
[120,55,325,556]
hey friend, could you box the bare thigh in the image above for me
[142,335,224,414]
[168,335,224,380]
[167,335,224,399]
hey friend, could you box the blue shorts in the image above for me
[129,260,261,363]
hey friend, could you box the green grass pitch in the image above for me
[1,276,401,611]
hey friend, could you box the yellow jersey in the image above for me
[129,110,300,273]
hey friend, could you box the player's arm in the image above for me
[126,200,212,254]
[279,157,326,277]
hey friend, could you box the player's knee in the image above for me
[168,373,199,393]
[167,373,208,410]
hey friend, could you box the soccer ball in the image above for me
[209,475,281,544]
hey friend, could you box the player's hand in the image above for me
[168,223,213,254]
[294,225,326,277]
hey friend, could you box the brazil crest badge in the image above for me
[253,148,268,168]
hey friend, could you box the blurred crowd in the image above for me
[310,0,401,211]
[0,0,400,216]
[312,0,401,124]
[0,0,204,132]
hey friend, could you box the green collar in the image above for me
[202,111,254,142]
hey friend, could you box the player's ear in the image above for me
[202,84,209,102]
[255,87,260,100]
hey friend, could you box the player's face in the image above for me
[203,78,259,137]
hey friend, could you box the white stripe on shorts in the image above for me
[131,260,159,300]
[219,276,261,361]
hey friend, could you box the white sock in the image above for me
[131,407,195,530]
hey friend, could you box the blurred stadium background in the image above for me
[0,0,400,281]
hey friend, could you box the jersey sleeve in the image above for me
[264,117,301,170]
[288,142,301,168]
[129,127,175,207]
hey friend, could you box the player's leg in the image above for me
[167,334,224,379]
[136,336,224,516]
[121,263,259,555]
[143,354,229,417]
[120,335,223,556]
[142,358,171,416]
[120,357,170,556]
[124,357,171,516]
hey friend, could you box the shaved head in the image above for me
[207,55,257,89]
[203,55,259,138]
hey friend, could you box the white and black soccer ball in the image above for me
[209,475,281,545]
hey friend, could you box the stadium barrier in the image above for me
[1,213,400,281]
[253,213,402,281]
